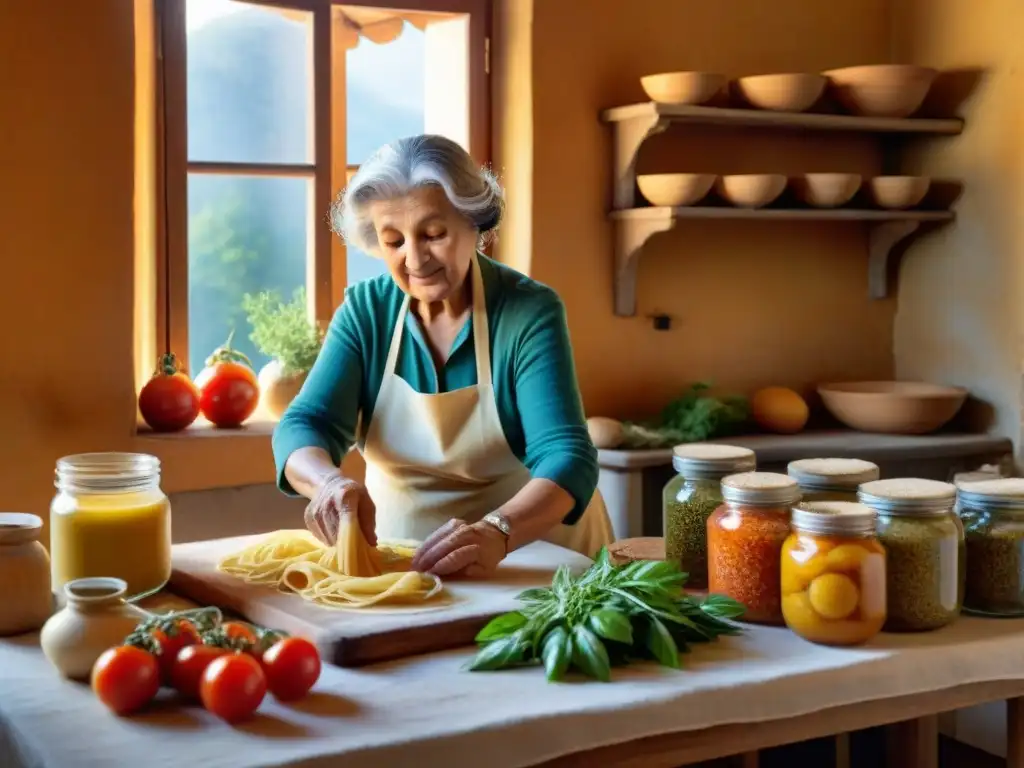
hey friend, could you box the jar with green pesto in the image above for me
[858,478,964,632]
[663,443,756,589]
[957,477,1024,617]
[787,458,880,502]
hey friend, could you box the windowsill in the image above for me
[136,418,277,440]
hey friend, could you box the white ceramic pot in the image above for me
[0,513,53,635]
[258,360,308,419]
[40,577,150,680]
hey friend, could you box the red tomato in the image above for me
[200,653,267,723]
[261,637,321,702]
[195,335,259,428]
[151,619,201,682]
[138,353,200,432]
[170,644,228,699]
[221,621,259,646]
[91,645,161,716]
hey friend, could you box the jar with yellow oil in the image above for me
[787,458,880,503]
[781,501,886,646]
[50,453,171,602]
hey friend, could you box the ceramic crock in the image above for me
[0,512,53,635]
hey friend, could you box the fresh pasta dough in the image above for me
[217,518,444,609]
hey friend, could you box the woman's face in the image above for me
[369,186,478,304]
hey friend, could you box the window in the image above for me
[157,0,489,381]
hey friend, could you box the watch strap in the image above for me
[481,512,512,551]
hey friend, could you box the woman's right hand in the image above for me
[304,473,377,548]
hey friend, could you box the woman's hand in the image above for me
[304,473,377,548]
[411,519,507,578]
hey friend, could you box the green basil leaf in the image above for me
[700,594,747,620]
[542,626,572,681]
[594,546,610,570]
[475,611,528,643]
[466,632,526,672]
[571,624,611,682]
[516,587,555,604]
[645,616,680,669]
[587,608,633,645]
[553,565,573,596]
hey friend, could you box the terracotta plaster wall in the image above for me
[524,0,896,420]
[891,0,1024,460]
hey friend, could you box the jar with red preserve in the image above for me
[707,472,802,625]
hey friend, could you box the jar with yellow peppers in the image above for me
[781,501,886,646]
[956,477,1024,617]
[662,443,756,589]
[787,457,880,503]
[707,472,801,625]
[858,478,964,632]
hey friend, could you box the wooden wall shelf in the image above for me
[601,101,964,317]
[611,207,954,317]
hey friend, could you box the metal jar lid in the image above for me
[858,477,956,516]
[672,443,756,479]
[956,477,1024,511]
[721,471,801,507]
[791,501,877,537]
[787,457,880,490]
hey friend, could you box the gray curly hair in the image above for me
[329,134,504,253]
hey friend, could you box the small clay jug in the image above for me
[0,513,53,635]
[40,577,150,680]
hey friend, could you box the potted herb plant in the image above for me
[242,287,324,419]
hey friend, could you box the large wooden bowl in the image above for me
[641,71,726,105]
[823,64,937,118]
[637,173,716,207]
[817,381,968,435]
[716,174,787,208]
[792,173,862,208]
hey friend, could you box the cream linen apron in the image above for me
[360,255,614,558]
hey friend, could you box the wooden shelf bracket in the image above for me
[867,219,925,300]
[614,211,677,317]
[612,113,670,209]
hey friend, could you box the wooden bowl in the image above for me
[637,173,716,207]
[716,174,787,208]
[868,175,931,209]
[734,73,827,112]
[641,72,726,105]
[608,537,665,565]
[792,173,862,208]
[823,64,938,118]
[817,381,968,435]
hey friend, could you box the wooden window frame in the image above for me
[155,0,490,368]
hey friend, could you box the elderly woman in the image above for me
[272,134,613,578]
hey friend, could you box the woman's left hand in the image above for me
[411,519,507,578]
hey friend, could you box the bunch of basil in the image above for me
[467,548,745,682]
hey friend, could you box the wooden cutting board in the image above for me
[170,535,593,668]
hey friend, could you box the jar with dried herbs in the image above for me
[858,478,964,632]
[782,501,886,646]
[787,457,880,503]
[957,477,1024,617]
[707,472,801,625]
[663,443,756,589]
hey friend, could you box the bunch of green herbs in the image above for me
[622,382,750,447]
[467,548,745,682]
[241,287,324,375]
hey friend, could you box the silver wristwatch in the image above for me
[481,511,512,548]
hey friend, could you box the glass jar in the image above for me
[708,472,801,625]
[782,501,886,646]
[957,477,1024,617]
[50,453,171,602]
[787,457,880,502]
[663,443,756,589]
[858,478,964,632]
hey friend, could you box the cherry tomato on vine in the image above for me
[261,637,321,702]
[200,653,267,723]
[91,645,161,715]
[138,353,200,432]
[170,644,228,699]
[151,618,201,682]
[194,332,259,428]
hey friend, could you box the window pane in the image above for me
[186,0,312,164]
[345,21,425,165]
[187,174,309,377]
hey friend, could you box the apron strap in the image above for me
[383,295,412,376]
